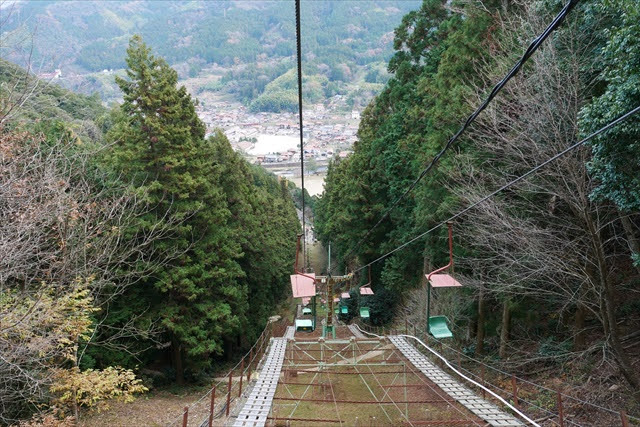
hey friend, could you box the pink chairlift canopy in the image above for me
[427,273,462,288]
[360,287,374,295]
[341,292,350,299]
[302,297,311,305]
[290,273,316,298]
[333,297,340,303]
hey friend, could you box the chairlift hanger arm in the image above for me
[294,233,316,281]
[359,265,372,289]
[426,222,454,281]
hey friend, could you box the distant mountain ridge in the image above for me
[2,1,420,74]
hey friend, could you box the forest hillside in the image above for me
[1,1,420,107]
[316,0,640,411]
[0,38,299,424]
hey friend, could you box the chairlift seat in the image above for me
[428,315,453,339]
[295,319,313,332]
[302,307,312,315]
[341,306,348,314]
[360,307,370,318]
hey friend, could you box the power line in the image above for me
[295,0,307,270]
[352,104,640,275]
[332,0,581,273]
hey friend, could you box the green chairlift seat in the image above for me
[340,305,348,314]
[428,316,453,339]
[295,319,314,332]
[334,307,339,314]
[302,307,312,315]
[359,307,370,318]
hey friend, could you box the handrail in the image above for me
[400,334,540,427]
[352,323,538,427]
[405,319,639,423]
[166,319,282,426]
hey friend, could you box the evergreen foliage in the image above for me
[316,0,640,392]
[580,0,640,212]
[102,35,299,380]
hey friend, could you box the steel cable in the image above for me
[332,0,581,274]
[353,104,640,275]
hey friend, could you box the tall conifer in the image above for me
[108,35,246,382]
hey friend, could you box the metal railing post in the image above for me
[226,371,232,417]
[208,386,215,427]
[557,390,564,427]
[620,411,629,427]
[182,406,188,427]
[239,359,244,397]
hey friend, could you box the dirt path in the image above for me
[79,388,208,426]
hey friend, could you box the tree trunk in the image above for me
[172,337,185,385]
[476,289,485,355]
[573,303,586,351]
[620,214,640,274]
[499,299,510,359]
[73,386,79,422]
[585,210,640,390]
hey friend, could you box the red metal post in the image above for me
[556,390,564,427]
[208,386,215,427]
[182,406,188,427]
[239,359,244,397]
[226,371,232,417]
[511,375,519,407]
[620,411,629,427]
[426,222,454,281]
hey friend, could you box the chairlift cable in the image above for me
[351,104,640,275]
[331,0,581,274]
[295,0,307,271]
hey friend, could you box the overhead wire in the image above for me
[295,0,307,271]
[401,334,541,426]
[352,324,538,425]
[353,104,640,274]
[353,340,416,426]
[332,0,581,274]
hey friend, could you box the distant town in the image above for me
[39,67,360,190]
[196,97,359,174]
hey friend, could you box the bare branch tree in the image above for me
[0,128,182,423]
[449,3,639,389]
